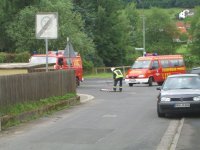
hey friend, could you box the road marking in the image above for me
[156,118,184,150]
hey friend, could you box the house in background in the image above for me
[174,21,191,43]
[178,9,194,20]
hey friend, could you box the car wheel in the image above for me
[148,77,153,86]
[129,83,133,87]
[157,105,165,117]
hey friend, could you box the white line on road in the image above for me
[156,118,184,150]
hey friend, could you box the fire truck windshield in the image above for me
[29,56,57,64]
[132,60,151,69]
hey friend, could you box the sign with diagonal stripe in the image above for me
[36,12,58,39]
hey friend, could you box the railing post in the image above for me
[95,68,97,74]
[0,117,1,131]
[123,66,126,76]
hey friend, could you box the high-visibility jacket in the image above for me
[113,69,123,79]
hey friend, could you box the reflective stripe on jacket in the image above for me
[113,69,123,79]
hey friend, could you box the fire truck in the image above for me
[54,50,83,86]
[29,50,83,86]
[125,54,186,86]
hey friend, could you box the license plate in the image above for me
[130,79,136,82]
[175,103,190,108]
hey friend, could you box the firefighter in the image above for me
[111,67,124,92]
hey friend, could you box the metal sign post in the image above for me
[45,38,48,72]
[135,48,146,56]
[36,12,58,72]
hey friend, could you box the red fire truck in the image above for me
[125,54,186,86]
[29,50,83,86]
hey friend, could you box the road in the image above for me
[0,78,199,150]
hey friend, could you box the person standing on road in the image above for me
[111,67,124,92]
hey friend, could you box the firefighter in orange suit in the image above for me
[111,67,124,92]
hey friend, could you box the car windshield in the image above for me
[29,56,57,64]
[163,76,200,90]
[131,60,151,69]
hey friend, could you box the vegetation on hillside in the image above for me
[0,0,199,68]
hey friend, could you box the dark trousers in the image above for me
[113,77,123,91]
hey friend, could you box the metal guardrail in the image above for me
[93,66,131,76]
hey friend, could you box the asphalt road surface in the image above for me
[0,78,199,150]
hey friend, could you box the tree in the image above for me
[190,6,200,55]
[0,0,40,51]
[72,0,98,38]
[94,0,139,66]
[145,8,178,54]
[6,0,95,56]
[121,3,140,64]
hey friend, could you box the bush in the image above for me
[6,53,15,63]
[0,52,31,63]
[184,54,200,68]
[0,52,7,63]
[14,51,31,62]
[83,59,94,74]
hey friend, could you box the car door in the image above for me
[150,60,162,82]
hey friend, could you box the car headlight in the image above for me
[193,96,200,101]
[138,74,145,78]
[161,97,171,102]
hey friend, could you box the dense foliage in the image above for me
[145,8,178,54]
[190,7,200,55]
[125,0,200,8]
[0,0,199,67]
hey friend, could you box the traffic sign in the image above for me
[36,12,58,39]
[135,48,144,51]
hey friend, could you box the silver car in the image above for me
[190,67,200,75]
[157,74,200,117]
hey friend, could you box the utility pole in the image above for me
[135,16,146,56]
[135,0,146,56]
[142,15,146,56]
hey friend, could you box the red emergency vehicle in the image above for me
[125,54,186,86]
[29,50,83,86]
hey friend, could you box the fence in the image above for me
[0,70,76,108]
[92,66,131,75]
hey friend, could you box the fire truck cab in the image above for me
[125,54,186,86]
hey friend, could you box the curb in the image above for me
[156,118,184,150]
[78,93,94,103]
[0,96,80,131]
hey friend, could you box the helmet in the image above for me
[111,67,115,72]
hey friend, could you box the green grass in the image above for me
[0,93,76,116]
[84,72,112,79]
[176,44,190,54]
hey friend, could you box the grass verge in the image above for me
[0,93,79,130]
[84,72,112,79]
[0,93,76,116]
